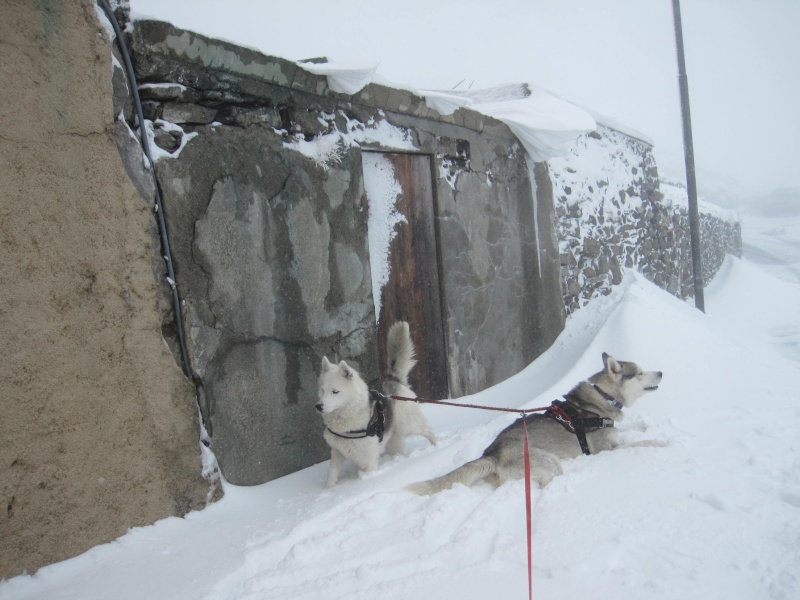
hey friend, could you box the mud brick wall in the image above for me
[0,1,216,579]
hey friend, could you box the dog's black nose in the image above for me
[315,403,324,412]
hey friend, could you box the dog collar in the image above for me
[327,428,371,440]
[592,383,623,409]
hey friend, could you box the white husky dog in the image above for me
[408,353,663,495]
[316,322,437,488]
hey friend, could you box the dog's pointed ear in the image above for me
[338,360,354,380]
[603,352,622,375]
[321,356,333,372]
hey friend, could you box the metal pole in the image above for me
[672,0,705,312]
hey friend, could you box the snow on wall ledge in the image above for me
[551,125,742,314]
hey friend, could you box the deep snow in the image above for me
[1,206,799,600]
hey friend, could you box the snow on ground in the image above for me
[2,211,799,600]
[739,190,800,286]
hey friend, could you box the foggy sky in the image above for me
[132,0,800,198]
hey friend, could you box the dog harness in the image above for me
[545,399,614,455]
[327,391,387,442]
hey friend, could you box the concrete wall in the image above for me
[0,1,217,579]
[119,20,566,486]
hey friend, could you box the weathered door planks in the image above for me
[364,151,449,400]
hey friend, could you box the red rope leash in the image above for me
[523,417,533,600]
[385,390,540,600]
[387,393,551,414]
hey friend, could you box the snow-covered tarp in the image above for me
[449,84,597,161]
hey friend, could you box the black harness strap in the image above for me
[365,395,386,440]
[327,392,387,442]
[545,400,614,455]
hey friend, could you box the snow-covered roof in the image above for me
[295,61,598,162]
[438,84,598,162]
[297,59,380,95]
[126,16,629,163]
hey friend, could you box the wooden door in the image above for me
[362,152,449,400]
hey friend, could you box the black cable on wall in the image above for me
[99,0,195,379]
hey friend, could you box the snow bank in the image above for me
[0,217,800,600]
[3,209,799,600]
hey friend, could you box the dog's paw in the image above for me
[355,471,379,484]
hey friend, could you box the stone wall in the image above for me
[118,20,565,486]
[0,1,217,579]
[699,212,743,283]
[551,126,742,314]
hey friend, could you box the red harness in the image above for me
[544,400,614,455]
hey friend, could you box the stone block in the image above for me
[161,102,218,124]
[583,236,602,258]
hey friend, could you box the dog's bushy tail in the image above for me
[387,321,417,385]
[406,458,496,495]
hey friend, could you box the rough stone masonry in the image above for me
[116,19,566,486]
[550,126,741,314]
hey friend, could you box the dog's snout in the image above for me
[657,371,663,379]
[315,403,324,412]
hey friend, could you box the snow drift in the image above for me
[2,207,799,600]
